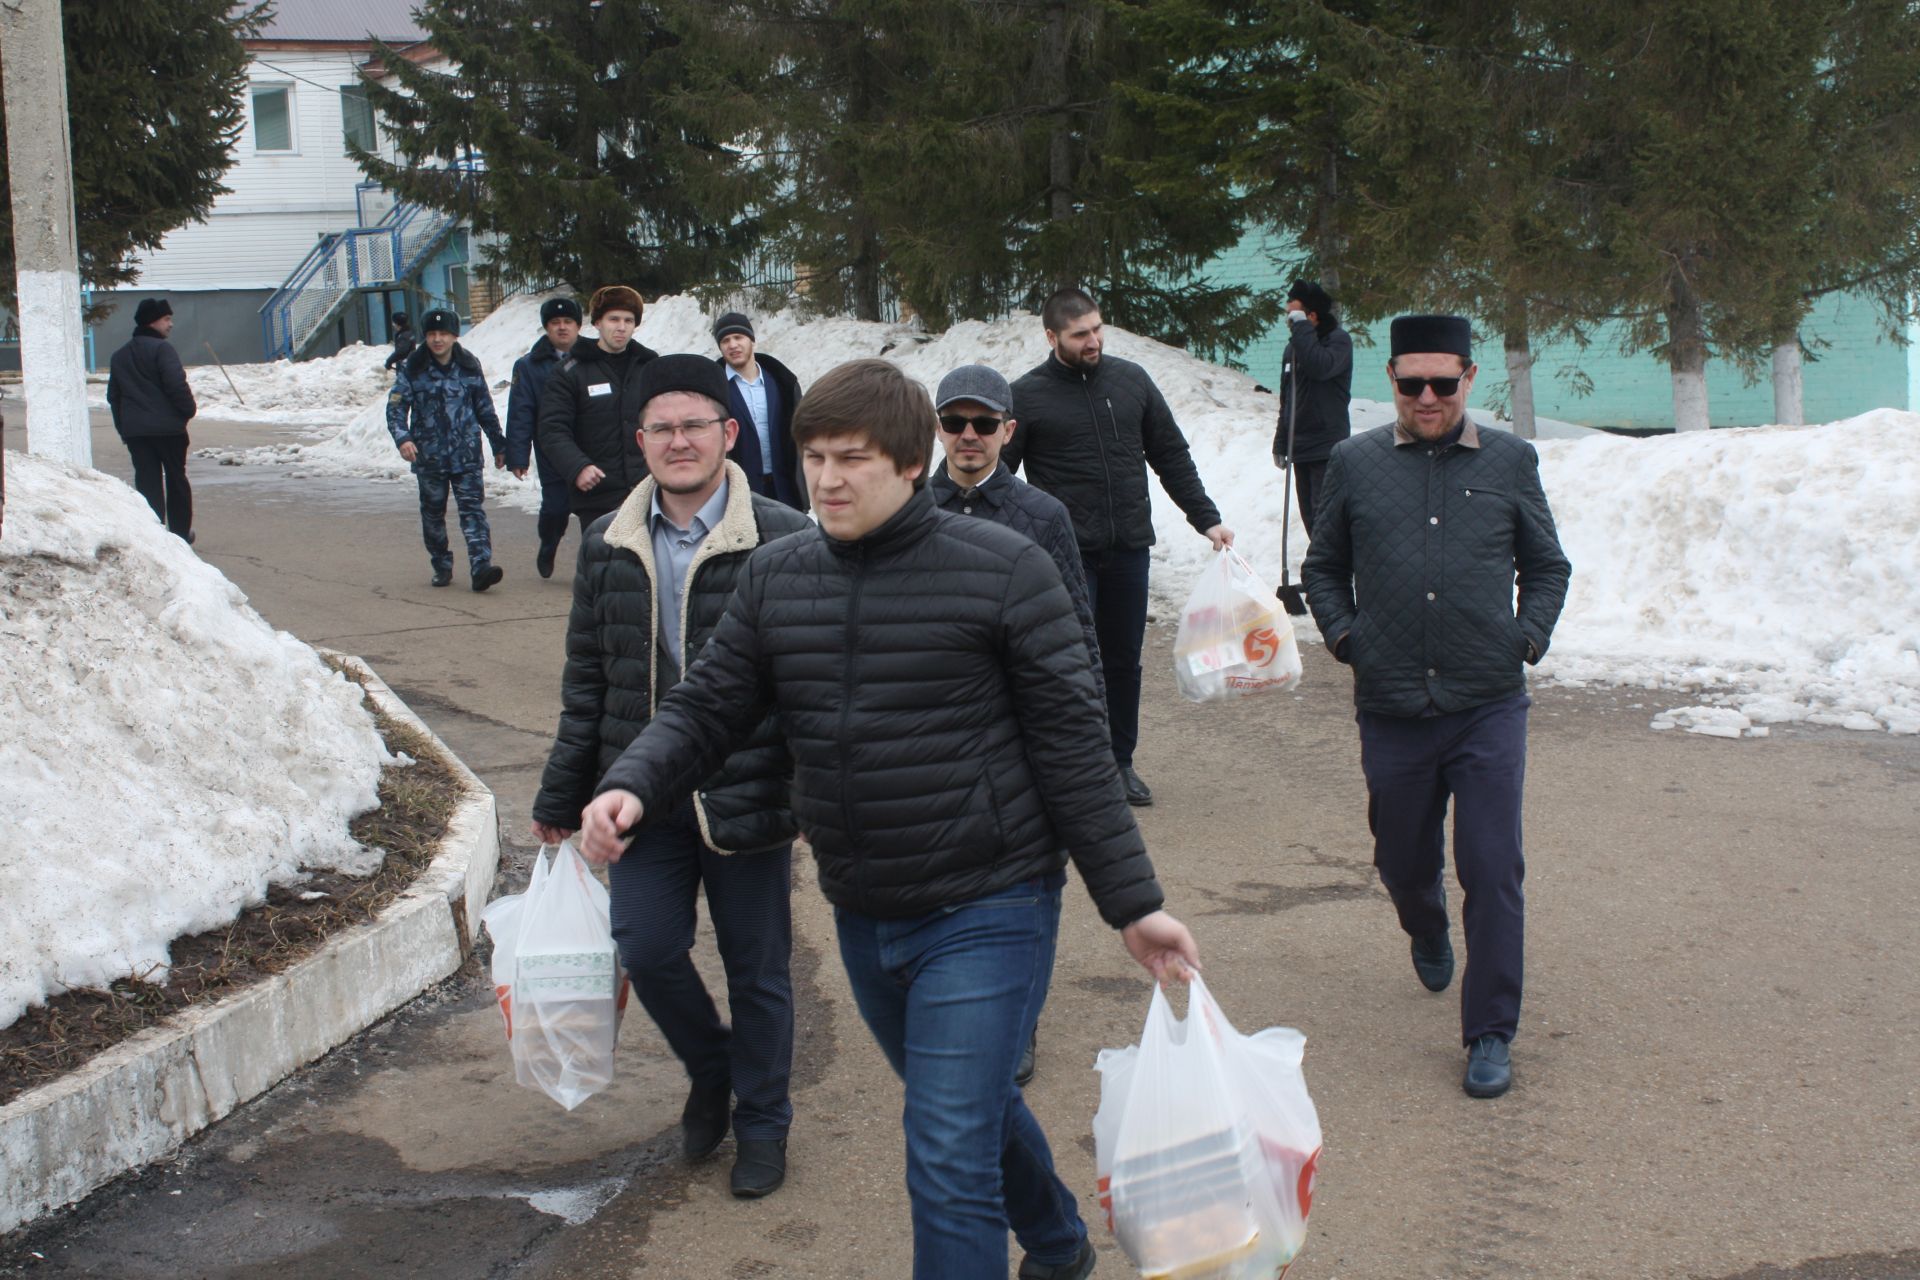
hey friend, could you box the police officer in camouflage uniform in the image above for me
[387,308,510,590]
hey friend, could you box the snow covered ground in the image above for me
[0,454,390,1028]
[208,294,1919,737]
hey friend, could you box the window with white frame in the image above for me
[252,84,294,152]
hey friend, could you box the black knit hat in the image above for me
[540,296,583,326]
[420,308,460,336]
[712,312,755,344]
[1389,314,1472,359]
[637,353,732,413]
[1287,280,1334,317]
[133,298,172,326]
[392,311,410,328]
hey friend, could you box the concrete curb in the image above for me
[0,657,499,1235]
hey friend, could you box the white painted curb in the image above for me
[0,657,499,1236]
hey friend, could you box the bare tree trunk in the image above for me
[1502,294,1536,440]
[1314,130,1341,292]
[851,228,882,322]
[1771,335,1804,425]
[1666,275,1711,432]
[1046,0,1074,223]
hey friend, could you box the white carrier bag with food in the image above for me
[481,842,627,1111]
[1173,548,1304,702]
[1094,976,1322,1279]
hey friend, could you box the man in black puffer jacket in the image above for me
[106,297,197,541]
[1004,287,1234,809]
[1271,279,1353,536]
[532,355,811,1200]
[579,359,1199,1280]
[536,284,658,531]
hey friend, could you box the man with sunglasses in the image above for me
[531,354,812,1198]
[1302,315,1570,1100]
[927,363,1106,1091]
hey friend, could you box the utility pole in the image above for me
[2,0,90,466]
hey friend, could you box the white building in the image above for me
[94,0,470,365]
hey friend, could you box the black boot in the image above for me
[730,1137,787,1199]
[682,1079,731,1160]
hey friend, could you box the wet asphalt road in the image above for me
[1,412,1915,1278]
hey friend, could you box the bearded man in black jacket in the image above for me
[536,284,659,531]
[578,358,1199,1280]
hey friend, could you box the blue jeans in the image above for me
[835,876,1087,1280]
[1081,547,1151,767]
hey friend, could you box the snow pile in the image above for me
[219,295,1920,734]
[89,342,396,425]
[0,454,390,1029]
[1649,706,1769,739]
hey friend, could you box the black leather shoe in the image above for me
[1120,766,1153,807]
[1464,1034,1513,1098]
[536,542,558,579]
[471,564,504,592]
[730,1137,787,1199]
[182,530,197,546]
[1411,929,1454,992]
[682,1079,731,1160]
[430,568,453,588]
[1015,1028,1037,1087]
[1018,1238,1096,1280]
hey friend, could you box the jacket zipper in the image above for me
[840,551,866,907]
[1082,378,1118,550]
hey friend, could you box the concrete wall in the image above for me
[1203,226,1914,428]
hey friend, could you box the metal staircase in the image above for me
[258,172,471,361]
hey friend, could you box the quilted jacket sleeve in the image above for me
[1138,372,1222,535]
[536,363,595,486]
[1037,504,1106,705]
[1301,443,1358,659]
[532,540,612,828]
[999,543,1163,928]
[1511,443,1571,662]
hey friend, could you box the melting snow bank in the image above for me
[0,454,390,1029]
[89,342,395,425]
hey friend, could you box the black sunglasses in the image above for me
[938,414,1005,435]
[1393,374,1466,398]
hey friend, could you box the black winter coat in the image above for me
[106,327,196,438]
[504,334,567,471]
[596,487,1165,926]
[535,340,659,523]
[719,352,808,512]
[384,329,416,371]
[534,463,813,852]
[1302,419,1572,717]
[1273,319,1353,465]
[1004,354,1221,553]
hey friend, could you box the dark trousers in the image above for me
[416,469,491,576]
[1357,694,1529,1045]
[126,434,192,537]
[1080,546,1151,768]
[1293,459,1327,538]
[605,801,795,1140]
[531,442,571,553]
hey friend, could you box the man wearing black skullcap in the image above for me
[106,297,198,542]
[1272,280,1352,536]
[1302,314,1570,1099]
[712,312,807,512]
[506,295,585,577]
[531,353,811,1200]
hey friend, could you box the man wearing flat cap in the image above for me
[506,295,585,578]
[531,353,811,1199]
[1302,314,1570,1099]
[1273,280,1353,537]
[107,297,198,542]
[712,312,807,512]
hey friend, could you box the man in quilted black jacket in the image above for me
[531,355,812,1199]
[579,358,1198,1280]
[1303,315,1571,1100]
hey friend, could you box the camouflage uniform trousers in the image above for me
[416,468,493,577]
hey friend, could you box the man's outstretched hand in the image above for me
[578,789,644,865]
[1121,910,1201,985]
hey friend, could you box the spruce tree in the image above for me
[0,1,260,292]
[354,0,758,297]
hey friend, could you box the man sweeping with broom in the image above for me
[1272,280,1352,614]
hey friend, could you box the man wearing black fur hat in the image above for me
[1303,315,1570,1099]
[506,296,585,577]
[386,308,509,590]
[712,312,807,511]
[1272,280,1352,536]
[107,297,198,542]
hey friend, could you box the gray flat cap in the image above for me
[934,364,1013,413]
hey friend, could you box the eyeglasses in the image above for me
[938,414,1005,435]
[1392,374,1467,398]
[640,417,726,440]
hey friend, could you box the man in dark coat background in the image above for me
[537,285,658,531]
[106,297,197,542]
[1272,279,1353,536]
[1303,314,1570,1100]
[383,312,415,372]
[532,354,811,1200]
[506,296,585,578]
[712,311,807,511]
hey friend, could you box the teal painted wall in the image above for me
[1202,226,1914,428]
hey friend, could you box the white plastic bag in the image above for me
[480,843,626,1110]
[1173,549,1303,703]
[1094,977,1322,1279]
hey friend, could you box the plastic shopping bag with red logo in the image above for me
[1094,976,1322,1279]
[1173,549,1303,702]
[481,842,628,1111]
